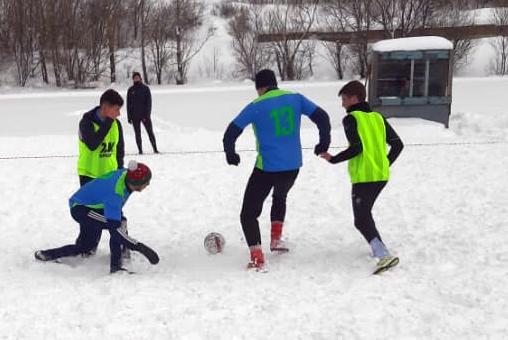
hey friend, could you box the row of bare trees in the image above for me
[0,0,505,86]
[227,0,491,81]
[490,7,508,74]
[0,0,211,87]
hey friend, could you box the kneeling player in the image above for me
[35,161,159,273]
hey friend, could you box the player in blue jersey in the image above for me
[223,69,331,270]
[34,161,159,273]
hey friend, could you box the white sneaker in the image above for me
[270,238,289,253]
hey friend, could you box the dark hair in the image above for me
[338,81,366,102]
[132,72,142,80]
[100,89,124,107]
[255,69,277,89]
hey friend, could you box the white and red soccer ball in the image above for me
[204,232,225,254]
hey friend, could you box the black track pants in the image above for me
[132,117,158,153]
[351,181,387,243]
[240,168,299,247]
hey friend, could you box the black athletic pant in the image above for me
[132,117,158,153]
[351,181,387,243]
[76,176,127,254]
[42,205,137,269]
[240,168,299,247]
[77,175,103,250]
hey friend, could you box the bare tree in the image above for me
[319,1,352,79]
[168,0,214,85]
[146,2,174,84]
[228,4,272,79]
[0,0,11,79]
[266,1,319,80]
[4,0,39,86]
[321,41,351,79]
[289,39,316,79]
[372,0,436,37]
[336,0,373,78]
[489,7,508,75]
[1,0,153,86]
[76,1,108,85]
[132,0,151,83]
[431,2,477,71]
[105,0,123,83]
[35,0,74,87]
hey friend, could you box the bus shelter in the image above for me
[368,36,454,127]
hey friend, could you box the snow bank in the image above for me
[0,79,507,339]
[372,36,454,52]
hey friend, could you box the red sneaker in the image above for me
[270,221,289,252]
[247,248,265,271]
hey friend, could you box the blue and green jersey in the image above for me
[69,169,130,222]
[233,89,317,172]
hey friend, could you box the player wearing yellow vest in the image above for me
[320,81,403,275]
[78,89,125,186]
[77,89,126,256]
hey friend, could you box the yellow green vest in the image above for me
[78,120,119,178]
[348,111,390,184]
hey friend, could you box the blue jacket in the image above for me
[225,89,330,172]
[69,169,130,227]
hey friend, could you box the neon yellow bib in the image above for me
[348,111,390,184]
[78,120,119,178]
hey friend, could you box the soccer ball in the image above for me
[204,232,226,254]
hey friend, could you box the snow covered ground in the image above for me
[0,78,507,339]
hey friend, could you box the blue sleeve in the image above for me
[103,195,123,222]
[300,94,318,117]
[232,104,255,129]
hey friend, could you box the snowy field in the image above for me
[0,78,507,339]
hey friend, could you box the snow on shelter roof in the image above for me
[372,36,453,52]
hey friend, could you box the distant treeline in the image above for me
[0,0,507,87]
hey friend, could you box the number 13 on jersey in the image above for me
[270,106,295,137]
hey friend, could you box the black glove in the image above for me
[226,152,240,166]
[135,242,159,264]
[314,143,328,156]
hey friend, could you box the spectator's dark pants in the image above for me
[132,117,158,153]
[240,168,299,247]
[42,205,136,268]
[351,181,387,243]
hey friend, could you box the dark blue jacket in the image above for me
[127,82,152,121]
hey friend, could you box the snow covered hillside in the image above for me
[0,78,507,339]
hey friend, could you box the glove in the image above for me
[128,118,132,124]
[135,242,159,265]
[314,143,328,156]
[226,152,240,166]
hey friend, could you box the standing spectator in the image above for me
[127,72,159,154]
